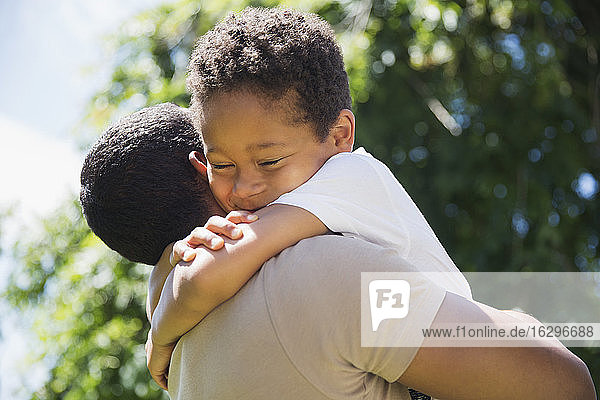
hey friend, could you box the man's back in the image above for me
[168,236,448,399]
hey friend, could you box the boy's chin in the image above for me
[230,205,263,213]
[229,199,272,213]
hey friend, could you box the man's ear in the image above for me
[189,151,208,181]
[329,109,355,152]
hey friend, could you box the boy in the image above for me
[149,6,471,385]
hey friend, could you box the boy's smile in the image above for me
[196,90,353,213]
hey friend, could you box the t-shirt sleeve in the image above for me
[270,150,411,255]
[263,236,447,394]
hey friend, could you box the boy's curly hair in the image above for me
[80,103,213,265]
[187,7,351,141]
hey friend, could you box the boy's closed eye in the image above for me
[258,158,284,167]
[211,158,285,170]
[211,163,234,170]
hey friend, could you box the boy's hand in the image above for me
[170,211,259,266]
[145,330,175,391]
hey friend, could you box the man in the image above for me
[80,103,596,399]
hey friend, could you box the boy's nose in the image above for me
[232,173,266,204]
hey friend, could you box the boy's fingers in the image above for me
[182,249,196,262]
[170,240,189,266]
[187,226,225,250]
[226,210,259,224]
[204,216,243,240]
[171,241,198,264]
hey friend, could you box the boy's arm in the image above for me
[153,204,327,343]
[147,204,327,387]
[146,210,258,323]
[146,244,174,322]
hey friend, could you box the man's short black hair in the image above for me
[187,6,352,141]
[80,103,213,265]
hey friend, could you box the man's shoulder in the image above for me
[261,235,418,291]
[260,235,448,393]
[268,235,404,270]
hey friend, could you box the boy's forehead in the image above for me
[200,90,318,155]
[201,89,303,129]
[204,139,292,154]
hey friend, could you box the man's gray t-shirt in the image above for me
[168,236,447,399]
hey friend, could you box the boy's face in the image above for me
[198,91,345,213]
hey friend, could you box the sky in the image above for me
[0,0,166,397]
[0,0,162,215]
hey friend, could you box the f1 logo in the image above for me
[368,280,410,331]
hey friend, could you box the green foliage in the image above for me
[3,0,598,397]
[5,200,166,399]
[350,0,599,275]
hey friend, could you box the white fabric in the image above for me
[272,147,472,299]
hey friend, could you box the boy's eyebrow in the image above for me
[205,142,287,154]
[246,142,286,152]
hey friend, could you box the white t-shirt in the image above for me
[272,147,472,299]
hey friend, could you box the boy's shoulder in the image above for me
[322,147,400,185]
[327,147,389,170]
[272,146,410,212]
[329,147,373,162]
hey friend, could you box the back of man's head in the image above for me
[80,103,215,265]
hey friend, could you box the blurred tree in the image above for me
[5,201,160,399]
[2,0,598,398]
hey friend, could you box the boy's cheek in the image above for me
[208,181,228,200]
[207,182,235,213]
[206,174,223,192]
